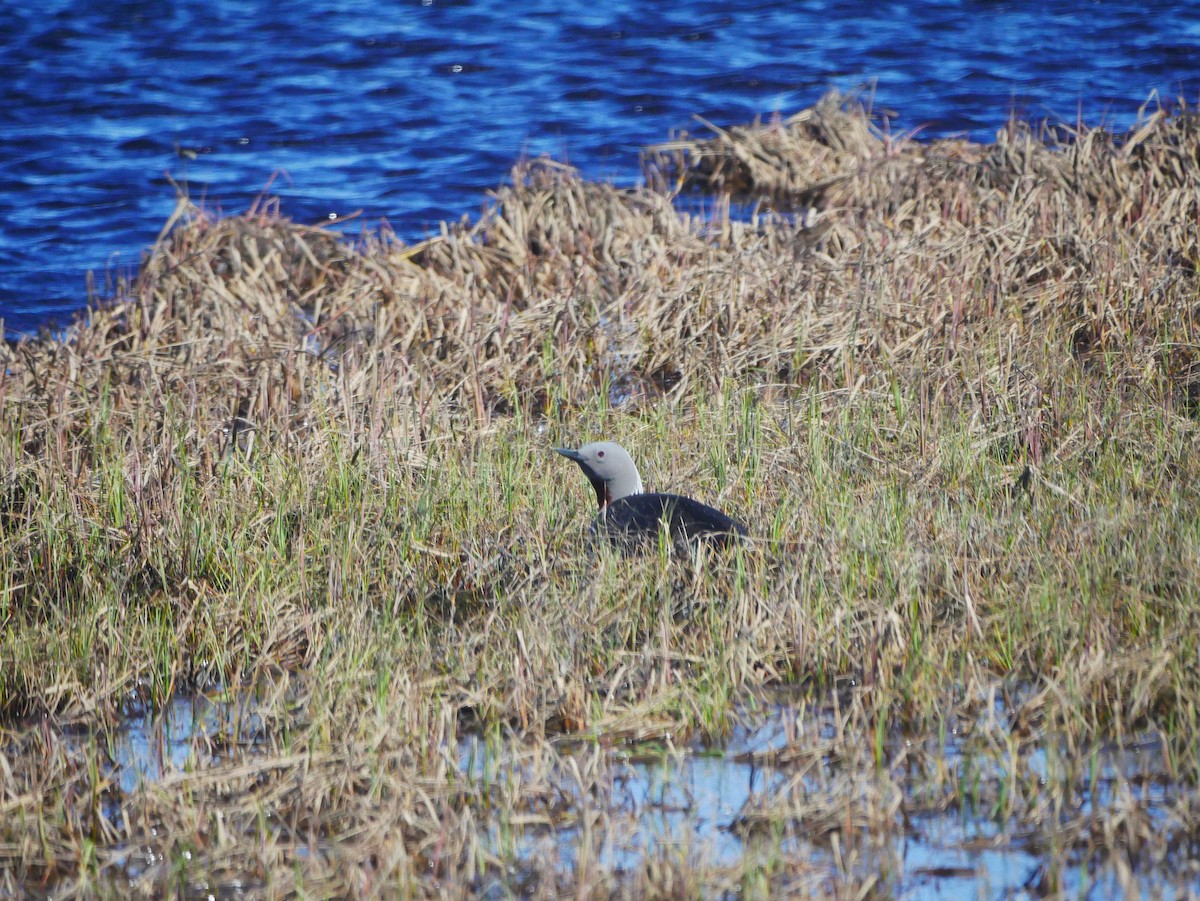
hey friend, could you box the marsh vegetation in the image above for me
[2,93,1198,897]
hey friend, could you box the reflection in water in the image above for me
[57,687,1196,898]
[458,700,1193,898]
[62,684,276,802]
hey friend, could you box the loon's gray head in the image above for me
[554,441,644,510]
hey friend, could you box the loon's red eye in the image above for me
[597,450,605,458]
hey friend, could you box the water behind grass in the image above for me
[3,0,1197,335]
[49,682,1199,898]
[76,690,273,799]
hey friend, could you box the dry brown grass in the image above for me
[8,93,1193,436]
[1,92,1199,897]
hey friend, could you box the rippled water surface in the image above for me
[1,0,1197,334]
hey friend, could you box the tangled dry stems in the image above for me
[1,92,1199,896]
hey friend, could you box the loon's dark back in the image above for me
[599,491,748,549]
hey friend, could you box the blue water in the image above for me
[1,0,1197,336]
[50,691,1197,896]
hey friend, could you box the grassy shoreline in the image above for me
[2,93,1199,896]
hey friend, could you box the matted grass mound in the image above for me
[6,93,1196,442]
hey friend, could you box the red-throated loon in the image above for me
[554,441,747,549]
